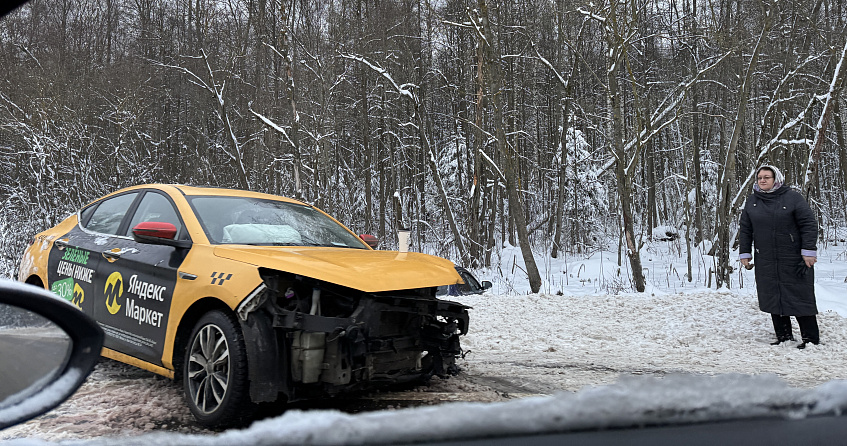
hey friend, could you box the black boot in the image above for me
[797,315,820,347]
[770,314,795,345]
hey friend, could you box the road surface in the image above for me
[0,327,70,401]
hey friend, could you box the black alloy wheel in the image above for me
[183,310,252,428]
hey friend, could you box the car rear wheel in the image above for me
[183,310,252,428]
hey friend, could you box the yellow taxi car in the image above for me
[18,184,469,427]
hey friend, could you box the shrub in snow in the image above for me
[651,225,680,241]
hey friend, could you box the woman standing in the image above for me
[739,165,819,349]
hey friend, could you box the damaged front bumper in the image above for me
[237,274,470,403]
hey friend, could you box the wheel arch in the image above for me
[24,274,45,289]
[171,296,234,382]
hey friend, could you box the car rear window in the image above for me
[83,192,139,235]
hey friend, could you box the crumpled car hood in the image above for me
[213,246,462,293]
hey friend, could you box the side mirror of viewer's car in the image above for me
[132,222,192,249]
[1,0,28,17]
[0,280,104,430]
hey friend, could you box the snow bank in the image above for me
[6,375,847,446]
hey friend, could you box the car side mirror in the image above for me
[481,281,492,290]
[132,222,192,249]
[0,280,104,430]
[359,234,379,249]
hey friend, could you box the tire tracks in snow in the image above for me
[478,359,678,376]
[461,359,691,397]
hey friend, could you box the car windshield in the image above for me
[188,196,367,249]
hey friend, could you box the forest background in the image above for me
[2,0,847,294]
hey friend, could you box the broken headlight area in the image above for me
[242,269,470,401]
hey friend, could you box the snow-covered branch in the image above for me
[802,37,847,195]
[251,108,296,148]
[596,51,730,177]
[338,54,416,103]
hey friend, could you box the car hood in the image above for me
[213,246,462,293]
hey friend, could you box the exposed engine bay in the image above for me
[236,268,470,403]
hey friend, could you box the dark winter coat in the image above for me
[739,186,818,316]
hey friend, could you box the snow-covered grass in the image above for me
[475,238,847,317]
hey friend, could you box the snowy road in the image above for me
[4,290,847,443]
[0,329,69,401]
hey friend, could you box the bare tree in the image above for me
[342,54,469,262]
[472,0,542,293]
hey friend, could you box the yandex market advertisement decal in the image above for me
[99,268,172,364]
[47,239,99,316]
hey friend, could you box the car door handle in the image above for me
[101,249,122,262]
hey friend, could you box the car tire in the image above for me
[183,310,253,428]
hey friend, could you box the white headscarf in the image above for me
[753,165,784,193]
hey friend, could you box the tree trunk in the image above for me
[419,110,469,262]
[714,26,767,288]
[357,0,372,231]
[604,1,646,292]
[477,0,542,293]
[551,0,572,259]
[802,38,847,198]
[470,26,485,266]
[279,0,302,199]
[835,101,847,223]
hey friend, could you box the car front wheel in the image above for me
[183,310,252,428]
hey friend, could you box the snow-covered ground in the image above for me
[458,290,847,392]
[456,241,847,390]
[3,240,847,444]
[483,240,847,317]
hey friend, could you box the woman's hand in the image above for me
[802,255,817,267]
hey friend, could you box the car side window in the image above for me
[124,192,183,237]
[83,193,139,235]
[460,271,481,292]
[78,204,97,227]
